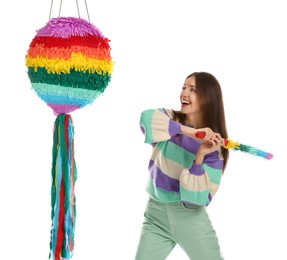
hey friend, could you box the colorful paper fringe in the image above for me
[25,17,113,259]
[25,17,114,115]
[50,114,77,260]
[195,131,273,160]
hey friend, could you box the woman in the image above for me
[135,72,229,260]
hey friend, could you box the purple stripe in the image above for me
[37,17,104,38]
[204,152,224,169]
[170,134,201,154]
[168,120,182,137]
[170,135,223,170]
[149,160,179,192]
[48,104,80,115]
[208,193,212,202]
[189,162,205,176]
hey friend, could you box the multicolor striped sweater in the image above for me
[140,108,224,206]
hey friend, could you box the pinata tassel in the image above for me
[49,114,77,260]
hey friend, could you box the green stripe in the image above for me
[157,141,195,168]
[203,164,222,184]
[146,178,180,202]
[27,67,111,92]
[32,83,102,101]
[180,185,210,205]
[140,109,156,143]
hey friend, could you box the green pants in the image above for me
[135,198,224,260]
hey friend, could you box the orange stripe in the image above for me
[28,45,112,60]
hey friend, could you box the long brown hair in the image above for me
[173,72,229,172]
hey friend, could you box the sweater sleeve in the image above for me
[179,150,223,206]
[139,108,182,144]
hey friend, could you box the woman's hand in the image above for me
[195,133,224,165]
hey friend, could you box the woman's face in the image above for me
[180,75,202,125]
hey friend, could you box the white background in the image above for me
[0,0,286,259]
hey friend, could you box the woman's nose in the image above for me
[181,90,188,96]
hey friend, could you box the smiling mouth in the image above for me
[181,100,191,105]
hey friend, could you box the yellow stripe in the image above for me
[26,52,114,75]
[224,138,240,150]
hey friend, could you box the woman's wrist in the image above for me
[195,153,204,165]
[180,125,196,138]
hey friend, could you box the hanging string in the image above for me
[58,0,63,17]
[75,0,81,19]
[48,0,54,20]
[48,0,90,23]
[84,0,91,23]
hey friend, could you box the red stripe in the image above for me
[224,139,229,146]
[54,180,65,260]
[29,35,111,49]
[64,115,70,150]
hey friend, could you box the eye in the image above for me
[190,87,197,92]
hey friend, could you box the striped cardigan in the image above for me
[140,108,224,206]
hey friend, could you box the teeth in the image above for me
[182,100,190,104]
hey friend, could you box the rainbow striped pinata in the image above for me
[25,17,114,260]
[26,16,113,114]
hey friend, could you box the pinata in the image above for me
[25,16,114,260]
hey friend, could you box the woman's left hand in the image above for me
[198,133,224,156]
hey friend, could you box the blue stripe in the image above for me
[38,94,92,106]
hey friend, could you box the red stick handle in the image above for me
[195,131,206,139]
[196,131,229,146]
